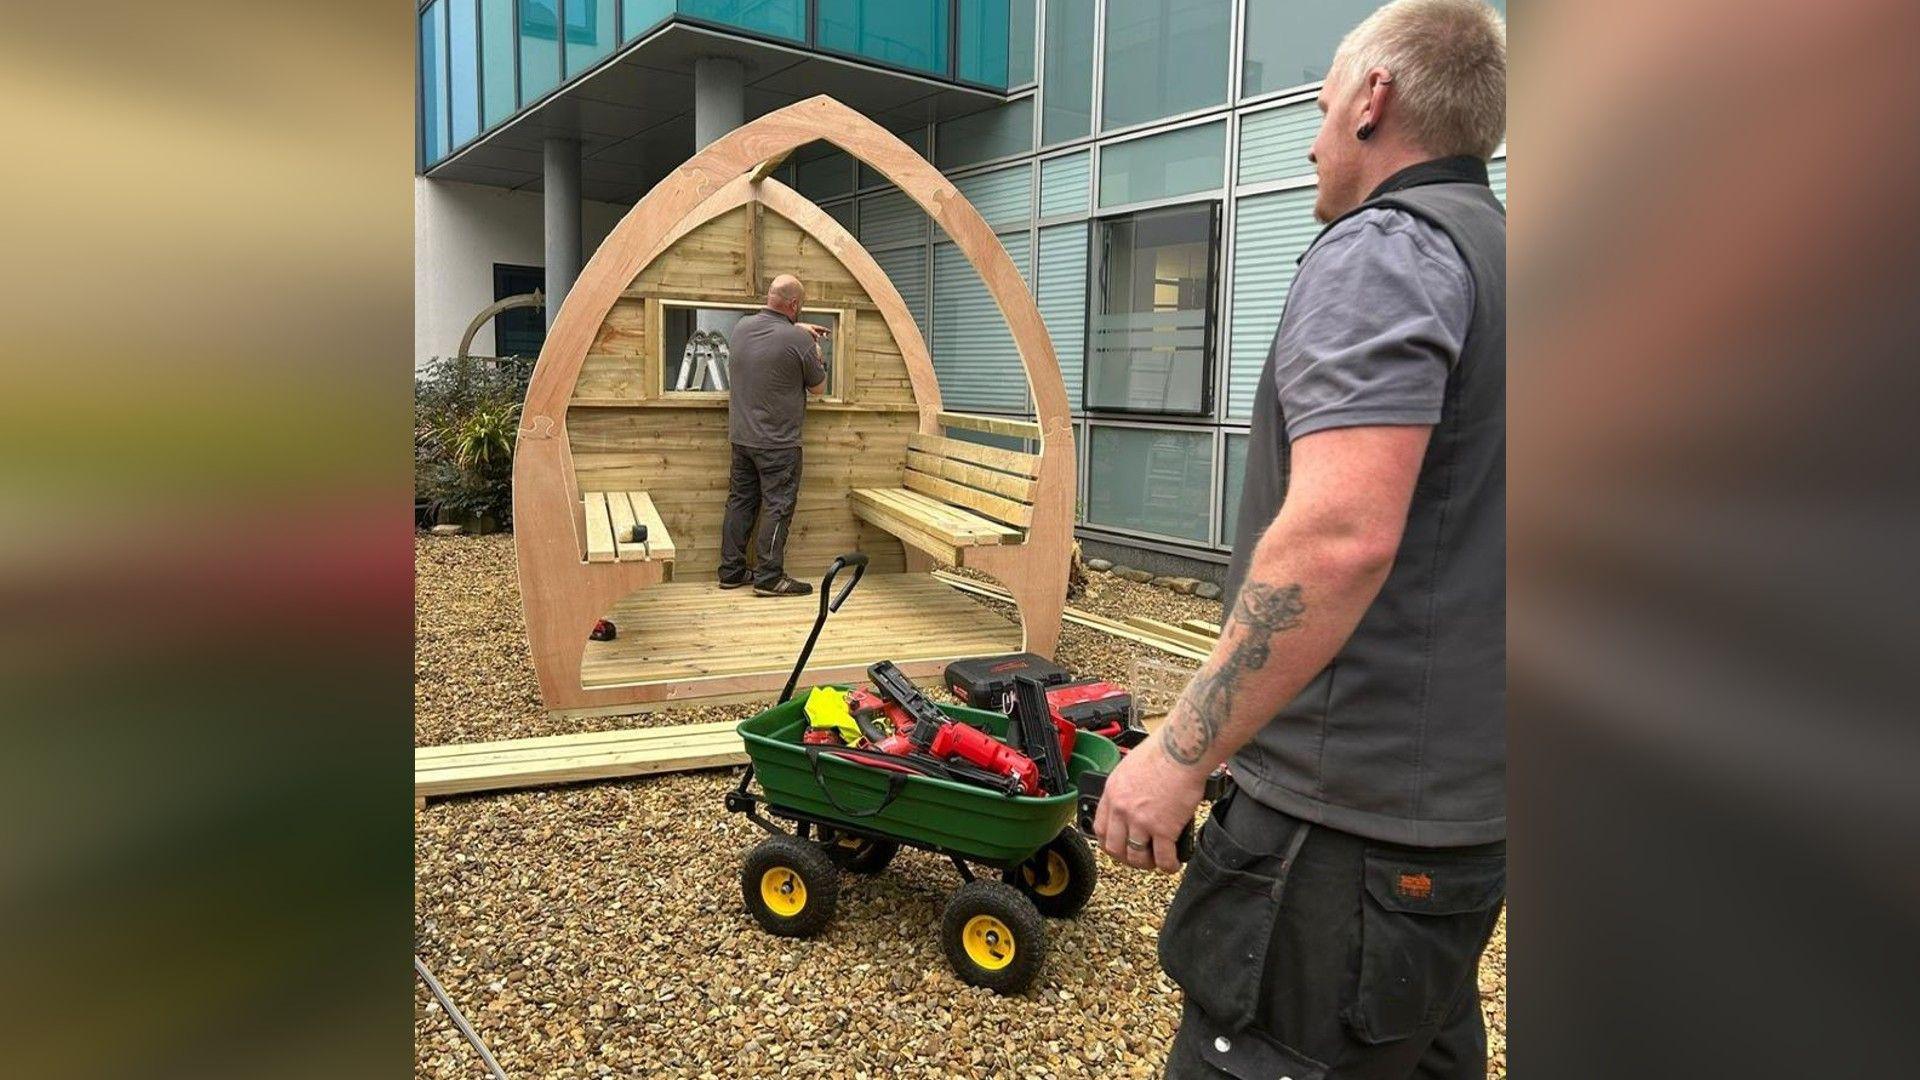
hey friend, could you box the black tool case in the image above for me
[943,653,1071,711]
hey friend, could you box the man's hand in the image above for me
[799,323,831,341]
[1092,733,1208,873]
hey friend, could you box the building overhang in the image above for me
[425,20,1010,204]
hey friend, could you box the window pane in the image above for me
[859,188,929,249]
[955,0,1007,85]
[820,0,951,77]
[1098,120,1226,207]
[1237,100,1320,186]
[874,247,929,330]
[1102,0,1230,130]
[1489,156,1507,205]
[1089,203,1216,414]
[1037,224,1090,411]
[932,237,1032,412]
[565,0,616,76]
[519,0,561,105]
[1221,431,1249,546]
[1242,0,1505,98]
[935,98,1033,169]
[448,0,479,147]
[1086,426,1212,541]
[1039,151,1090,219]
[823,201,856,233]
[420,2,447,163]
[681,0,806,41]
[860,127,928,188]
[663,306,839,395]
[623,0,673,39]
[1040,0,1094,145]
[1009,0,1036,86]
[954,164,1032,232]
[1226,188,1320,418]
[481,0,517,128]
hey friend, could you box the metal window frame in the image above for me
[1083,198,1222,420]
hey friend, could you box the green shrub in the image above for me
[415,356,533,529]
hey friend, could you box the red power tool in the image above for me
[864,661,1042,796]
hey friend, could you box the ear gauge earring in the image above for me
[1356,123,1375,141]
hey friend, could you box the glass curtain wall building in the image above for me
[813,0,1506,560]
[418,0,1505,561]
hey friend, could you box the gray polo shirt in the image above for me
[1270,207,1472,442]
[726,308,827,449]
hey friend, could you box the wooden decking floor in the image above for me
[579,571,1020,690]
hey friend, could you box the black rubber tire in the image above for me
[941,880,1046,994]
[741,835,838,938]
[1002,829,1098,918]
[819,831,901,874]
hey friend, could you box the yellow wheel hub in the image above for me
[1022,851,1070,897]
[962,915,1017,970]
[759,867,807,917]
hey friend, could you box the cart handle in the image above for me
[805,745,909,818]
[778,552,869,704]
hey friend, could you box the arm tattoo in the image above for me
[1162,583,1306,766]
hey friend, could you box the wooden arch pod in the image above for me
[514,95,1073,714]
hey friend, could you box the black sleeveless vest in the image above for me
[1221,159,1507,846]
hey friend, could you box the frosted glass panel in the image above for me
[1086,426,1213,541]
[1039,152,1090,219]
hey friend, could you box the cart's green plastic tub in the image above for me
[738,690,1121,866]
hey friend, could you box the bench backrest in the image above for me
[903,412,1043,529]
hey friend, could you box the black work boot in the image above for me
[718,569,751,589]
[753,575,813,597]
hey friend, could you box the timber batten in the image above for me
[513,96,1074,715]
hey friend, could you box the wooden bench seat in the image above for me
[583,490,676,563]
[850,412,1042,564]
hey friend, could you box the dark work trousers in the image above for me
[1160,785,1506,1080]
[718,443,803,587]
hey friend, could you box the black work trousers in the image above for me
[1160,785,1506,1080]
[719,443,803,587]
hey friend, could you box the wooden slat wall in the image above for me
[571,407,912,576]
[566,200,925,576]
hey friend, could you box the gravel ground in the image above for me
[415,534,1507,1077]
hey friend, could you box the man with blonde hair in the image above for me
[1090,1,1507,1076]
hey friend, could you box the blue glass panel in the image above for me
[565,0,616,76]
[1008,0,1035,86]
[1040,0,1093,145]
[448,0,480,147]
[818,1,951,77]
[481,0,516,128]
[519,0,561,105]
[623,0,673,39]
[1102,0,1230,130]
[955,0,1008,87]
[419,2,447,163]
[679,0,805,42]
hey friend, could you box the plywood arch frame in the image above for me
[514,95,1073,714]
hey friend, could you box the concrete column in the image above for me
[690,58,749,389]
[542,136,581,329]
[693,57,745,150]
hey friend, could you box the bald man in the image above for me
[718,274,828,596]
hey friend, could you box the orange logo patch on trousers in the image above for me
[1397,872,1433,900]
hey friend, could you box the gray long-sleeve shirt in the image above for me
[727,308,827,449]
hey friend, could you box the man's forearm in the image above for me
[1157,521,1397,775]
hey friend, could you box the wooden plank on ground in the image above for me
[415,721,744,799]
[904,472,1034,528]
[908,432,1041,478]
[582,492,617,563]
[1124,616,1220,653]
[1180,618,1222,637]
[937,410,1042,440]
[930,570,1211,661]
